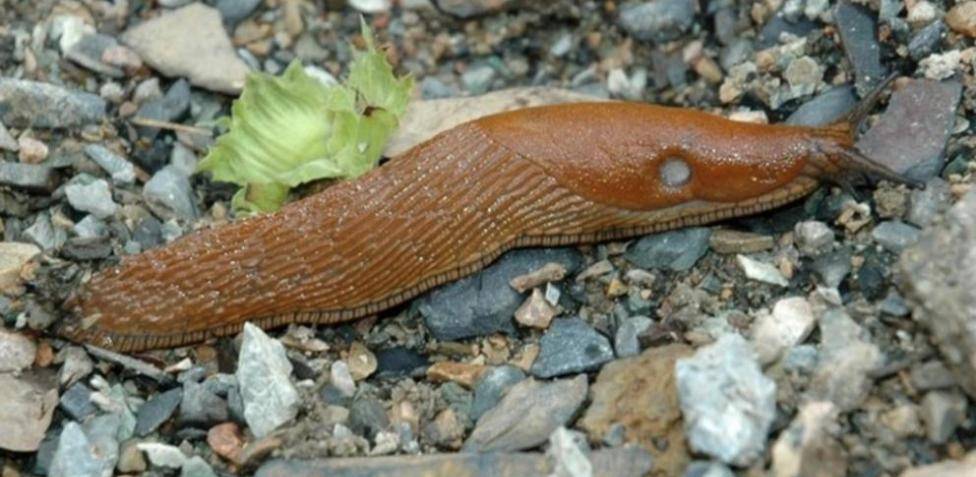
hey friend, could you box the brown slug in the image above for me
[61,87,917,352]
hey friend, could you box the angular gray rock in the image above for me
[808,309,882,410]
[530,318,614,378]
[0,79,106,129]
[143,166,198,220]
[84,144,136,185]
[675,334,776,466]
[65,178,118,219]
[625,228,711,272]
[236,323,299,438]
[464,375,587,452]
[618,0,697,43]
[899,189,976,400]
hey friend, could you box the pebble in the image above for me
[0,121,17,151]
[871,220,921,253]
[786,86,857,127]
[684,461,735,477]
[900,453,976,477]
[794,220,834,256]
[613,315,654,358]
[207,422,244,465]
[180,380,229,428]
[808,309,882,411]
[751,297,816,365]
[65,33,126,77]
[435,0,515,18]
[58,346,94,386]
[908,21,946,61]
[676,334,776,466]
[374,347,429,378]
[216,0,263,25]
[530,318,614,378]
[461,63,496,95]
[835,0,886,94]
[117,440,147,473]
[348,397,389,439]
[899,190,976,399]
[470,365,526,421]
[945,2,976,37]
[135,387,183,436]
[48,421,116,477]
[909,360,956,391]
[0,242,40,294]
[580,345,693,476]
[236,323,299,438]
[25,213,67,252]
[330,361,356,397]
[906,178,951,228]
[547,427,592,477]
[427,361,486,389]
[135,79,191,139]
[618,0,697,43]
[624,228,710,272]
[65,178,118,220]
[138,442,187,469]
[423,408,465,448]
[736,254,788,287]
[348,0,391,13]
[810,248,852,288]
[84,144,136,185]
[143,166,198,220]
[857,79,962,183]
[346,342,377,381]
[181,455,217,477]
[708,230,774,255]
[18,137,48,163]
[920,391,967,444]
[514,288,558,329]
[509,262,567,293]
[464,375,587,452]
[0,162,56,191]
[0,79,106,129]
[770,401,847,477]
[919,50,962,80]
[59,382,98,422]
[419,248,581,341]
[121,4,250,94]
[1,375,58,453]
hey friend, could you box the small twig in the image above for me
[130,117,212,136]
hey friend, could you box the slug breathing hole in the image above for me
[660,157,691,187]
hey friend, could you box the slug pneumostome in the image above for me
[61,92,916,352]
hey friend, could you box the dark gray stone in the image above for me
[136,79,191,139]
[62,237,113,260]
[835,1,886,95]
[908,20,945,61]
[83,144,135,185]
[906,177,952,228]
[65,33,124,78]
[348,397,389,439]
[618,0,697,43]
[143,166,198,220]
[216,0,263,25]
[530,318,615,378]
[471,365,526,421]
[135,387,182,436]
[0,162,55,191]
[786,86,857,127]
[857,79,962,183]
[757,14,817,48]
[624,227,710,271]
[132,216,163,250]
[374,347,429,378]
[59,382,97,422]
[179,381,227,428]
[0,79,106,129]
[419,248,582,341]
[871,220,921,253]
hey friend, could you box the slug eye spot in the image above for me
[659,157,691,187]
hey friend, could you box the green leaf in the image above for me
[197,20,414,215]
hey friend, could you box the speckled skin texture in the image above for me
[63,102,857,352]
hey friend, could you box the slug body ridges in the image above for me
[64,102,853,351]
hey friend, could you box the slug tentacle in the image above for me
[62,100,917,352]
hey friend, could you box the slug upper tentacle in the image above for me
[61,95,917,352]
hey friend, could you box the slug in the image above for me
[61,89,916,352]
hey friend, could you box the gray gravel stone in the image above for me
[143,166,198,220]
[136,79,191,139]
[835,1,886,95]
[65,178,118,219]
[0,120,17,151]
[471,365,526,421]
[0,79,106,129]
[531,318,615,378]
[810,248,852,288]
[910,361,957,391]
[461,63,496,95]
[808,309,882,410]
[857,79,962,183]
[464,374,587,452]
[49,422,116,477]
[676,334,776,466]
[419,248,581,341]
[920,391,967,444]
[625,228,710,272]
[135,387,182,436]
[899,189,976,400]
[216,0,263,24]
[24,213,67,251]
[0,162,56,191]
[794,220,834,256]
[618,0,697,43]
[908,20,946,61]
[684,461,735,477]
[84,145,136,185]
[786,86,857,127]
[181,455,218,477]
[871,220,921,253]
[59,382,98,422]
[65,33,124,78]
[906,177,952,228]
[236,323,299,438]
[614,315,654,358]
[349,397,390,439]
